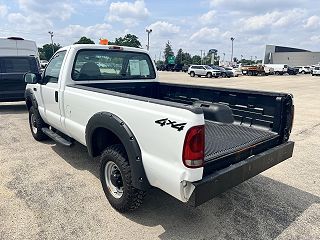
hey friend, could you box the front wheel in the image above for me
[100,144,145,212]
[206,72,212,78]
[190,71,195,77]
[29,106,48,141]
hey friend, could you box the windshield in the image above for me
[72,49,156,81]
[204,65,212,70]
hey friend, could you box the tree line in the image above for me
[38,34,260,66]
[38,34,142,60]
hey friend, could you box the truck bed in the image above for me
[205,120,278,161]
[71,81,293,175]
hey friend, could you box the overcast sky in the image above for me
[1,0,320,60]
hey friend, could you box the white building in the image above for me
[263,45,320,66]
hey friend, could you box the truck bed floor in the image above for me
[205,120,278,162]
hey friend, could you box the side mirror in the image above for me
[24,72,41,84]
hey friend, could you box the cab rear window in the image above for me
[72,50,156,81]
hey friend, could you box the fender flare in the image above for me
[85,112,150,190]
[25,88,38,110]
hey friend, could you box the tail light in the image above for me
[182,125,205,168]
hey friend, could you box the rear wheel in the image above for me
[206,72,212,78]
[100,144,145,212]
[275,71,280,75]
[301,70,305,74]
[248,71,253,76]
[190,71,195,77]
[29,106,48,141]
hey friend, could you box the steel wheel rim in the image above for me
[30,113,37,134]
[105,161,124,199]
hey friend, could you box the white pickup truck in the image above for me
[24,44,295,212]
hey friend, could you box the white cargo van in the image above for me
[0,37,39,59]
[264,64,288,75]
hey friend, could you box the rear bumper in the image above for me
[190,141,294,206]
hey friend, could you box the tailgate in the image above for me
[191,141,294,206]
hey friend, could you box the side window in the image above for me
[4,58,31,73]
[201,66,206,70]
[43,51,66,83]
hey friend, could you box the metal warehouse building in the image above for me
[263,45,320,66]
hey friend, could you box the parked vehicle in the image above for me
[287,66,299,75]
[172,64,183,72]
[241,65,273,76]
[188,65,220,78]
[156,64,165,71]
[0,37,39,60]
[210,65,233,78]
[295,66,311,74]
[182,65,189,72]
[224,67,241,77]
[264,64,288,75]
[0,56,39,102]
[24,44,295,212]
[312,66,320,76]
[40,60,48,69]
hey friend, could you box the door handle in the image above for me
[55,91,58,102]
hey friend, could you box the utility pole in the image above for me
[223,52,225,62]
[146,29,152,51]
[48,31,54,55]
[255,56,257,63]
[200,50,203,64]
[230,37,235,63]
[159,51,161,61]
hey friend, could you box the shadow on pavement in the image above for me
[51,142,320,240]
[0,103,26,115]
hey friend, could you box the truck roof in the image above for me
[59,44,149,54]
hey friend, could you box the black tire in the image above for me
[275,71,280,75]
[214,75,219,78]
[29,106,48,141]
[197,75,201,77]
[206,72,212,78]
[248,71,253,76]
[190,71,195,77]
[301,71,305,74]
[100,144,145,212]
[221,72,227,78]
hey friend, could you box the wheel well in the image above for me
[91,127,125,157]
[26,98,33,110]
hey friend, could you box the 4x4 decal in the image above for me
[155,118,187,131]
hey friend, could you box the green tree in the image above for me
[191,55,201,65]
[74,36,95,44]
[38,43,62,60]
[182,52,192,65]
[113,34,141,48]
[240,59,256,65]
[175,48,183,64]
[38,48,45,60]
[164,41,174,64]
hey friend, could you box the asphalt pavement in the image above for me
[0,73,319,240]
